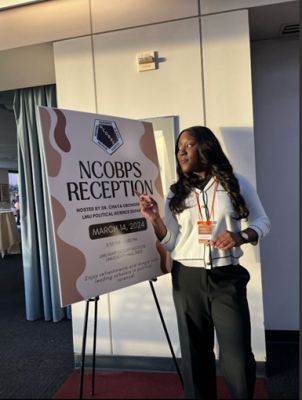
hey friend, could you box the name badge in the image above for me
[197,221,212,244]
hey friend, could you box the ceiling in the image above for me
[0,1,299,171]
[249,1,299,41]
[0,0,47,11]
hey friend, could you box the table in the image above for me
[0,210,21,258]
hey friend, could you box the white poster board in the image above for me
[37,106,171,307]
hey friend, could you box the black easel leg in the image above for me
[149,279,184,389]
[91,296,99,396]
[79,300,90,400]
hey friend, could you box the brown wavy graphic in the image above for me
[53,109,71,153]
[51,195,85,306]
[140,122,163,199]
[39,108,62,177]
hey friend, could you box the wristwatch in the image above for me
[239,231,249,243]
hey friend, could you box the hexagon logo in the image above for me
[92,120,123,155]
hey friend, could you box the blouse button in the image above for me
[206,262,211,265]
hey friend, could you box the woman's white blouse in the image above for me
[160,174,271,269]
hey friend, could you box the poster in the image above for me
[37,107,171,307]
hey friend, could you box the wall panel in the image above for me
[93,18,204,130]
[50,6,270,362]
[0,0,91,51]
[93,18,205,356]
[251,38,299,330]
[0,43,55,91]
[201,10,266,360]
[91,0,199,33]
[53,36,112,355]
[53,37,96,114]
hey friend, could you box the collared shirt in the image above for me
[159,174,271,269]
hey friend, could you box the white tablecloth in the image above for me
[0,210,21,258]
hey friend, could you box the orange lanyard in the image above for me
[192,179,217,224]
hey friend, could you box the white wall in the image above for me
[0,0,296,51]
[0,0,199,51]
[0,0,91,51]
[93,18,205,358]
[53,9,268,362]
[91,0,199,33]
[54,16,206,359]
[93,19,204,128]
[0,43,55,91]
[251,38,299,331]
[54,37,96,114]
[53,36,112,356]
[201,9,266,359]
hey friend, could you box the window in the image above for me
[8,172,19,205]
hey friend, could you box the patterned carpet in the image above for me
[0,254,299,399]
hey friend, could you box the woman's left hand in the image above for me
[210,230,244,250]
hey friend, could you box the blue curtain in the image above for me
[13,85,71,322]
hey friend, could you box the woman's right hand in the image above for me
[138,195,161,223]
[138,194,167,241]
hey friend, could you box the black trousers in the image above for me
[171,261,256,399]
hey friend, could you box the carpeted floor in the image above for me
[0,253,299,399]
[0,254,74,399]
[265,342,299,399]
[53,370,269,399]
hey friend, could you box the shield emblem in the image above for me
[92,120,123,155]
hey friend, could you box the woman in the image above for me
[138,126,270,399]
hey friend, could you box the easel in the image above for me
[78,277,183,399]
